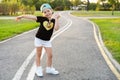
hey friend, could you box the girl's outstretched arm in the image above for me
[16,15,37,21]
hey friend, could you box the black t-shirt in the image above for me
[36,16,55,41]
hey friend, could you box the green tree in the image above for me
[70,0,81,6]
[0,3,9,15]
[89,3,97,10]
[101,0,106,9]
[20,0,35,7]
[108,0,117,15]
[1,0,19,15]
[51,0,64,10]
[96,0,101,11]
[86,0,90,11]
[115,0,120,10]
[51,0,72,10]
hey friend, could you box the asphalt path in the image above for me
[0,11,118,80]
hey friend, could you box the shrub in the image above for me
[54,6,64,11]
[0,2,19,15]
[0,3,9,15]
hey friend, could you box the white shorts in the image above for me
[34,37,52,47]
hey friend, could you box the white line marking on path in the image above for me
[26,12,72,80]
[26,48,45,80]
[12,49,36,80]
[12,11,72,80]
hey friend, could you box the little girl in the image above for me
[16,3,60,77]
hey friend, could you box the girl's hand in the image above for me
[55,14,60,19]
[16,16,22,21]
[52,14,60,19]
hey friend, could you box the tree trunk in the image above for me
[87,0,90,11]
[112,4,115,15]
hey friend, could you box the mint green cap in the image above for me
[40,3,52,12]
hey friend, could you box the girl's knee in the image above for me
[48,52,53,59]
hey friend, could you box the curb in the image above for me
[0,28,37,44]
[91,21,120,80]
[93,23,120,73]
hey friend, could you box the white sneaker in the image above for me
[46,67,59,75]
[35,66,43,77]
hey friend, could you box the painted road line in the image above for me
[26,12,72,80]
[51,19,71,41]
[52,12,68,35]
[12,49,36,80]
[26,48,45,80]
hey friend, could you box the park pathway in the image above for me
[0,11,119,80]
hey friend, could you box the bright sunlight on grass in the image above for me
[71,11,120,17]
[91,18,120,64]
[0,19,39,41]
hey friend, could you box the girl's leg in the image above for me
[35,47,43,77]
[44,47,59,75]
[36,47,43,67]
[44,47,52,67]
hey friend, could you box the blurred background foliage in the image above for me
[0,0,120,15]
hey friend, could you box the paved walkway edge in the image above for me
[0,28,38,44]
[89,21,120,80]
[69,11,120,80]
[93,22,120,73]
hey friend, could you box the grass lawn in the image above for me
[91,18,120,64]
[71,11,120,17]
[71,11,120,63]
[0,19,39,41]
[0,11,42,41]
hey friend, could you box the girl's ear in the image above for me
[52,12,54,14]
[51,9,54,14]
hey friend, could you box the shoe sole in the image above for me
[35,73,43,78]
[46,72,59,75]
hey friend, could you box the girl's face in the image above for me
[42,9,53,19]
